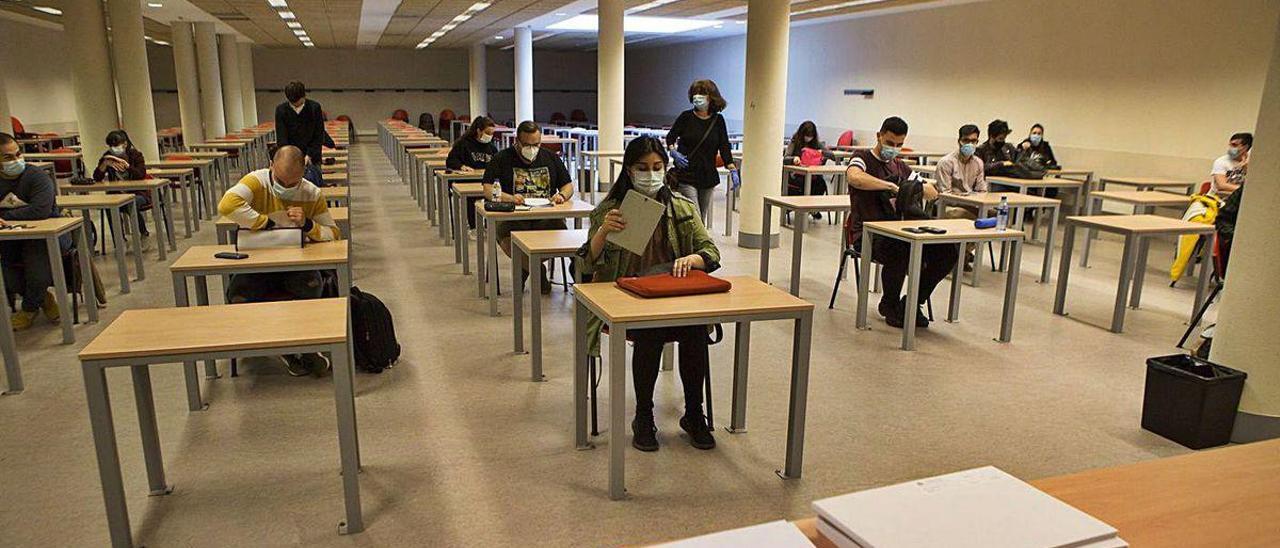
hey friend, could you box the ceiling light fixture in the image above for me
[268,0,289,7]
[791,0,890,16]
[287,21,302,29]
[154,40,170,46]
[494,35,504,39]
[549,15,719,34]
[416,1,491,49]
[277,10,295,20]
[32,6,62,16]
[147,2,164,7]
[626,0,679,14]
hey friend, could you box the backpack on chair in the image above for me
[350,287,401,373]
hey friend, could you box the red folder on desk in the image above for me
[615,270,732,298]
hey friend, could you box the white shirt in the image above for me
[1209,154,1246,193]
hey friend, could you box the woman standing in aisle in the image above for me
[664,79,738,221]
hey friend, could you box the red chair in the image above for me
[459,114,471,123]
[837,130,855,147]
[439,109,457,139]
[391,109,409,122]
[570,109,588,123]
[10,117,26,135]
[550,112,567,125]
[1198,180,1213,195]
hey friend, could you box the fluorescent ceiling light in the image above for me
[277,10,295,19]
[32,6,61,16]
[792,0,890,16]
[626,0,678,14]
[154,40,170,46]
[417,1,491,48]
[287,21,302,28]
[147,2,164,7]
[494,35,503,39]
[293,29,308,36]
[549,15,719,34]
[268,0,289,6]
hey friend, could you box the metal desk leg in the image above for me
[608,323,628,500]
[1129,234,1151,309]
[162,187,178,252]
[531,253,546,382]
[778,312,813,480]
[901,241,923,350]
[1110,234,1139,333]
[1053,224,1076,316]
[330,342,364,535]
[171,275,206,412]
[1192,233,1213,321]
[1081,196,1098,268]
[998,239,1023,342]
[82,364,133,548]
[487,220,500,316]
[476,215,486,297]
[729,321,751,433]
[108,207,130,294]
[789,211,806,296]
[177,182,192,238]
[195,276,218,379]
[1041,205,1059,283]
[512,246,525,353]
[132,365,172,496]
[971,205,989,287]
[758,203,773,283]
[574,301,591,449]
[856,231,873,329]
[947,244,963,322]
[47,236,74,344]
[459,194,470,273]
[127,201,145,280]
[0,272,22,395]
[437,174,450,240]
[149,190,168,261]
[724,181,733,237]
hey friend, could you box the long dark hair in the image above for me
[459,116,496,146]
[601,136,670,204]
[105,130,136,158]
[787,121,820,155]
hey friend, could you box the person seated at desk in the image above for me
[218,145,341,377]
[92,129,151,237]
[1210,132,1251,195]
[784,121,838,219]
[975,119,1019,176]
[0,132,66,330]
[845,117,957,329]
[1017,123,1060,170]
[578,136,722,452]
[935,124,987,271]
[447,116,498,230]
[482,120,574,294]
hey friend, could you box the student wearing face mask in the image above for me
[935,124,987,271]
[0,133,68,330]
[447,116,499,230]
[578,136,722,452]
[1209,132,1252,195]
[93,130,152,237]
[664,79,738,220]
[482,121,575,293]
[784,121,837,218]
[975,119,1019,176]
[218,146,342,376]
[845,117,957,329]
[1017,123,1059,170]
[274,81,328,186]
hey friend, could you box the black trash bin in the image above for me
[1142,354,1246,449]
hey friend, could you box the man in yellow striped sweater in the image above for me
[218,145,342,376]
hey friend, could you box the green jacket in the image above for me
[576,188,721,356]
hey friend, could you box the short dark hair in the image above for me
[988,119,1010,137]
[1231,132,1253,148]
[0,133,15,147]
[688,79,727,113]
[106,129,133,149]
[516,120,540,136]
[959,124,980,140]
[879,116,908,136]
[284,81,306,103]
[1031,123,1045,132]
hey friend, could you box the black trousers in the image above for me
[629,325,709,417]
[226,270,325,304]
[861,238,959,308]
[1,236,71,312]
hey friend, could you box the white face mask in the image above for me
[692,94,709,111]
[520,145,539,162]
[477,133,493,144]
[631,168,666,196]
[108,146,126,156]
[271,176,304,201]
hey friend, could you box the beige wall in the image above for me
[0,17,78,133]
[626,0,1280,181]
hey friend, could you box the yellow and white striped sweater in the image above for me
[218,168,341,242]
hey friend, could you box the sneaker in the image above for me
[540,264,552,295]
[679,413,716,450]
[901,297,929,328]
[301,352,332,377]
[10,310,35,331]
[632,415,659,452]
[282,354,311,377]
[40,290,60,323]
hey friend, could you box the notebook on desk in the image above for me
[658,520,812,547]
[813,466,1124,548]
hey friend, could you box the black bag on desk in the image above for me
[484,201,516,213]
[350,286,400,373]
[894,178,932,221]
[989,157,1047,180]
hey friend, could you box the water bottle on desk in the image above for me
[490,183,501,202]
[996,196,1009,231]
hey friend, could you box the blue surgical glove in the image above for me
[729,169,741,190]
[670,149,689,169]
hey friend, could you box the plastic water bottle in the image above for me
[490,183,501,202]
[996,196,1009,232]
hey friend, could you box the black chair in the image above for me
[829,230,934,321]
[417,112,435,133]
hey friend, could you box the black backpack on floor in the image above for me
[350,286,401,373]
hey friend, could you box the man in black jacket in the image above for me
[0,133,67,330]
[975,119,1019,176]
[274,81,328,186]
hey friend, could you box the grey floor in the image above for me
[0,143,1207,546]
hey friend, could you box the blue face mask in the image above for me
[879,145,900,161]
[1227,146,1242,159]
[1,159,25,177]
[960,143,976,157]
[1029,134,1043,146]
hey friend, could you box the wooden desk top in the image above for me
[424,159,449,168]
[512,229,588,254]
[540,136,577,144]
[403,140,447,148]
[325,173,348,185]
[783,164,848,175]
[60,179,168,192]
[57,194,135,208]
[151,159,213,169]
[939,192,1060,207]
[1089,190,1194,206]
[453,183,486,196]
[1066,214,1215,234]
[413,149,449,157]
[208,137,254,144]
[166,151,228,159]
[79,298,348,361]
[1100,176,1193,188]
[575,275,813,324]
[764,195,851,211]
[796,439,1280,548]
[322,149,345,157]
[25,152,82,160]
[438,170,485,181]
[216,207,347,228]
[321,163,347,172]
[146,168,194,178]
[476,199,595,220]
[170,241,348,273]
[988,176,1084,188]
[582,150,624,157]
[189,142,247,150]
[910,164,939,174]
[0,216,83,238]
[1048,168,1094,177]
[864,218,1027,241]
[320,187,348,199]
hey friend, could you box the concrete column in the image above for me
[172,23,204,147]
[469,43,488,119]
[217,35,245,133]
[238,42,259,126]
[1214,16,1280,443]
[0,74,12,135]
[736,0,790,248]
[514,26,534,123]
[62,0,120,162]
[105,0,160,160]
[597,0,624,187]
[193,22,226,140]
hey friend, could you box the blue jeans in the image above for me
[305,163,325,187]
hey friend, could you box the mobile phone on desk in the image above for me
[214,251,249,260]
